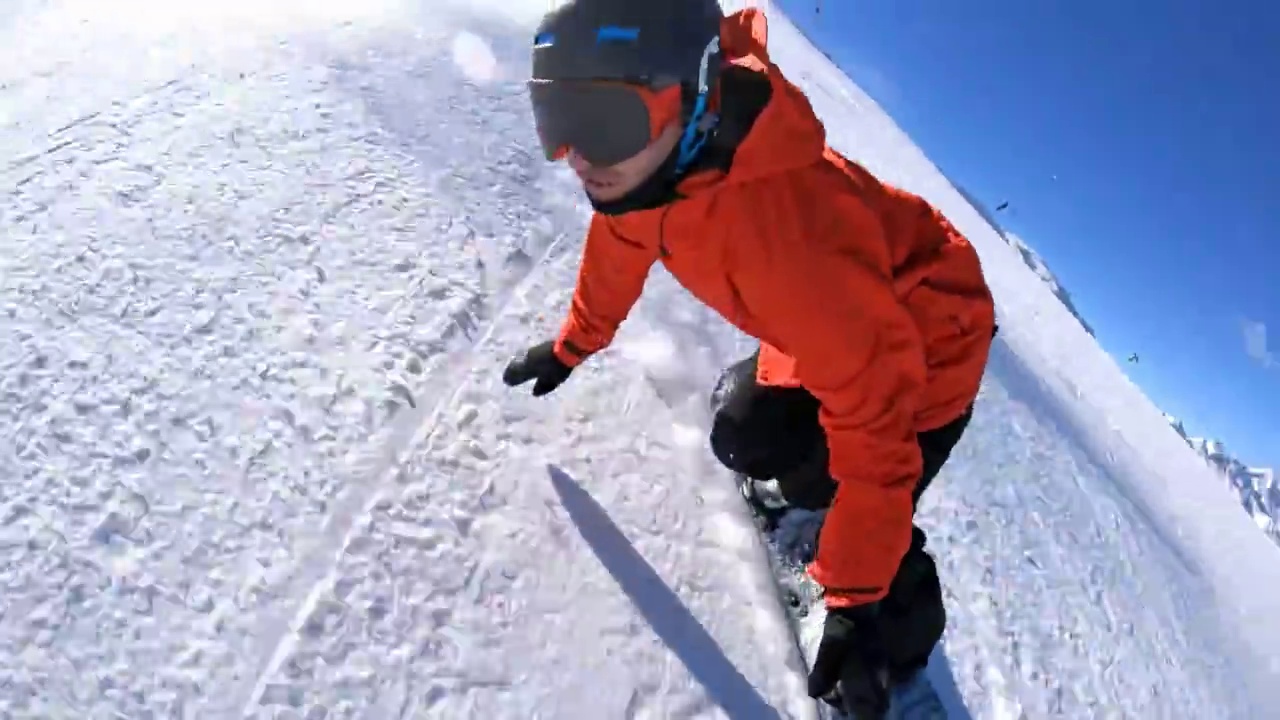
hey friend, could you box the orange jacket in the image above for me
[552,8,995,606]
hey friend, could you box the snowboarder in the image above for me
[502,1,996,716]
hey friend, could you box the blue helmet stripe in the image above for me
[596,26,640,43]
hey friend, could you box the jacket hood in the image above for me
[703,8,829,186]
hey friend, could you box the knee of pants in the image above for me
[710,357,811,478]
[775,442,836,510]
[710,406,820,480]
[708,351,758,416]
[710,412,773,478]
[709,413,743,472]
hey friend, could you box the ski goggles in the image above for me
[528,80,684,167]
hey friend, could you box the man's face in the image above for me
[566,123,683,202]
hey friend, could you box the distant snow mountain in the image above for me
[949,181,1280,548]
[1165,416,1279,544]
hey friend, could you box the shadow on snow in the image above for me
[548,464,783,719]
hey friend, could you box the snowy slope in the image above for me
[948,184,1280,549]
[1009,229,1280,546]
[0,2,809,718]
[2,1,1278,718]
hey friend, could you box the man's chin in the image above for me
[583,183,627,202]
[586,188,624,202]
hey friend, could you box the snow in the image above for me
[951,181,1279,551]
[1,0,1277,718]
[949,184,1096,339]
[1166,416,1279,544]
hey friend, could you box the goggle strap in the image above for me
[675,35,721,175]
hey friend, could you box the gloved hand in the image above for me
[502,340,574,397]
[807,601,891,719]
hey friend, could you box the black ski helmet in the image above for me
[530,0,724,171]
[532,0,723,90]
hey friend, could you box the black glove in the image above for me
[502,340,574,397]
[807,601,891,719]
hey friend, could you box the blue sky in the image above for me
[776,0,1280,469]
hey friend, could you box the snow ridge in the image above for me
[998,231,1096,337]
[949,183,1096,337]
[948,182,1280,548]
[1165,416,1279,545]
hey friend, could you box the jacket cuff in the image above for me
[553,337,590,368]
[808,561,890,609]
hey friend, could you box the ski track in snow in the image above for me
[3,1,1279,718]
[0,3,605,717]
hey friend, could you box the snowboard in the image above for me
[735,473,948,720]
[709,361,948,719]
